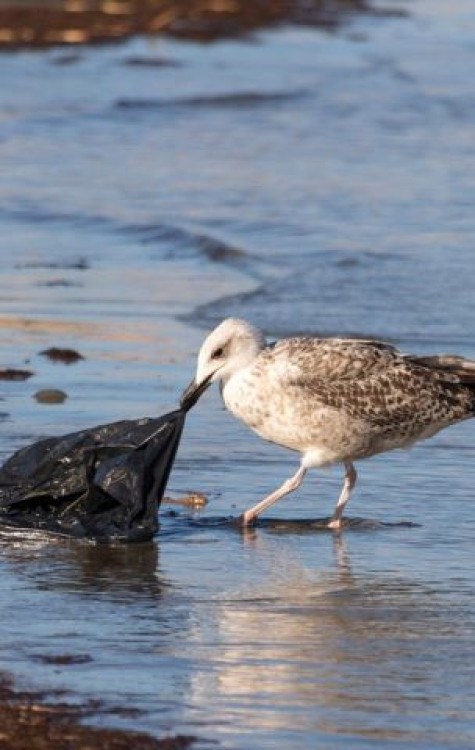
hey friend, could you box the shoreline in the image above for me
[0,0,400,50]
[0,671,196,749]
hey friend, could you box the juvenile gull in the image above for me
[181,318,475,527]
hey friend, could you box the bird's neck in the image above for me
[220,365,250,409]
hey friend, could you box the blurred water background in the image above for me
[0,0,475,747]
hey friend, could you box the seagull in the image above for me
[181,318,475,527]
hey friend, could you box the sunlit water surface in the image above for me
[0,1,474,748]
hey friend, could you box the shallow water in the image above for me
[1,1,475,748]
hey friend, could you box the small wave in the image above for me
[36,278,83,288]
[1,201,251,269]
[259,517,421,533]
[158,512,420,537]
[136,222,246,262]
[15,258,89,271]
[1,202,117,235]
[114,89,307,111]
[48,52,83,66]
[122,56,183,68]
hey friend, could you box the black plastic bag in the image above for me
[0,409,185,542]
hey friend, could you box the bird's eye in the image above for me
[211,347,224,360]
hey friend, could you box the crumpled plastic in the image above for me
[0,409,185,542]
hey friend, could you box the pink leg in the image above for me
[240,465,307,526]
[328,462,357,530]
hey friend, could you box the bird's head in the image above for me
[180,318,265,410]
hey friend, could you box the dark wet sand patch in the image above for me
[39,347,85,364]
[31,653,94,666]
[0,0,402,50]
[0,368,34,381]
[0,672,196,750]
[34,388,68,404]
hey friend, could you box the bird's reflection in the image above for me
[180,521,461,742]
[237,516,354,585]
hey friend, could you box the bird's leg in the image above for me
[328,461,357,530]
[239,465,307,526]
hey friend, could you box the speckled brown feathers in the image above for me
[267,337,475,426]
[222,335,475,464]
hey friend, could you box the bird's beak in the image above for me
[180,373,213,412]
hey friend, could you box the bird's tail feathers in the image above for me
[408,354,475,385]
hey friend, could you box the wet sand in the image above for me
[0,672,194,750]
[0,0,391,49]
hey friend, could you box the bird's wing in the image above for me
[262,337,402,384]
[261,338,471,426]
